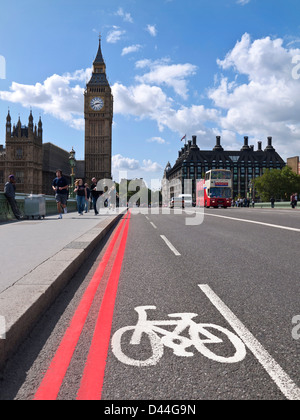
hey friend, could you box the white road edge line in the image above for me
[160,235,181,256]
[203,213,300,233]
[150,222,157,229]
[199,284,300,401]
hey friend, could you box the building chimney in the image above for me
[258,141,262,151]
[241,136,250,151]
[213,135,224,151]
[192,135,197,146]
[265,136,275,151]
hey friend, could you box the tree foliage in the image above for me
[254,166,300,201]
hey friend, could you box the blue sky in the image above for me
[1,0,300,184]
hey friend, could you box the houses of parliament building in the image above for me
[0,39,113,195]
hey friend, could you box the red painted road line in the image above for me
[76,212,131,400]
[34,212,129,401]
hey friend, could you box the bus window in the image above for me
[211,170,231,180]
[209,187,231,198]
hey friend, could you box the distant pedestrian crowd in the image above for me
[52,171,118,219]
[231,198,255,208]
[2,170,118,221]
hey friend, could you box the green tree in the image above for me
[254,167,300,201]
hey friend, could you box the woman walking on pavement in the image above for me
[74,179,87,215]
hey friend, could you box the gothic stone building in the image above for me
[0,111,43,194]
[0,111,72,195]
[163,135,286,202]
[84,38,113,182]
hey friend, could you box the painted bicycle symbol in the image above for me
[111,306,247,367]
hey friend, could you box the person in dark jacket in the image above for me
[90,177,104,215]
[52,170,69,219]
[270,197,275,208]
[4,175,23,220]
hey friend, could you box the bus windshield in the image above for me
[209,188,231,198]
[211,170,231,180]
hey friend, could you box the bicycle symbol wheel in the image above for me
[111,326,164,367]
[190,323,247,364]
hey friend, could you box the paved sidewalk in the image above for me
[0,209,126,370]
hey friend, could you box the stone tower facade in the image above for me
[84,38,113,182]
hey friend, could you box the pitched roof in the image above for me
[93,38,105,65]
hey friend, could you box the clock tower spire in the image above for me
[84,38,113,182]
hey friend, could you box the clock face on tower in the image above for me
[90,97,104,111]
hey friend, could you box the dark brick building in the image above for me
[163,135,286,201]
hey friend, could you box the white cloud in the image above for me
[121,44,142,56]
[106,26,126,44]
[217,33,292,83]
[210,33,300,157]
[111,33,300,159]
[135,59,197,99]
[112,154,140,171]
[147,137,166,144]
[112,80,220,140]
[146,24,157,37]
[112,154,163,181]
[112,82,173,130]
[142,159,163,172]
[0,69,91,130]
[115,7,133,23]
[236,0,251,5]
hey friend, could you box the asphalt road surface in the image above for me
[0,207,299,401]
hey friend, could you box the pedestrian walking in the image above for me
[74,179,87,215]
[4,175,23,220]
[270,197,275,208]
[90,177,103,215]
[52,170,69,219]
[84,183,90,213]
[290,194,296,209]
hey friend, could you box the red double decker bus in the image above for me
[196,169,232,208]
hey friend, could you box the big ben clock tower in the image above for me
[84,37,113,181]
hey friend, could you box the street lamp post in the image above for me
[248,179,254,201]
[69,147,76,198]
